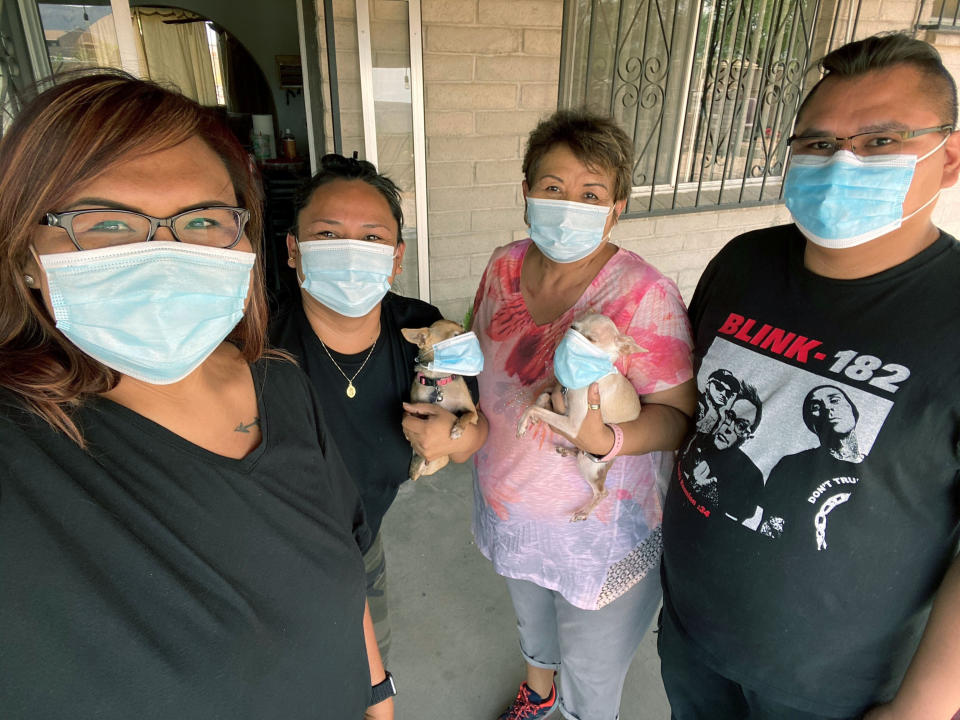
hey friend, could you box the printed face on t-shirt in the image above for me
[807,387,857,439]
[706,376,736,407]
[713,398,758,450]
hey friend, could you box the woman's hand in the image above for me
[546,383,616,457]
[402,403,460,461]
[544,379,696,458]
[402,403,489,463]
[362,601,394,720]
[364,697,394,720]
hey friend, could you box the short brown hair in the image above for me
[798,33,958,125]
[523,109,634,202]
[0,70,268,444]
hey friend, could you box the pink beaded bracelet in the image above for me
[598,423,624,463]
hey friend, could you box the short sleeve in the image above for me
[622,276,694,396]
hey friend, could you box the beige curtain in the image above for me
[88,15,122,68]
[132,8,217,106]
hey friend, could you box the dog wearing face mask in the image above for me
[401,319,482,482]
[517,313,644,521]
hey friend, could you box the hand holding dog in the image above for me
[402,402,489,464]
[546,383,617,458]
[402,402,461,461]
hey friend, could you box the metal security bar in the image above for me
[0,0,30,139]
[916,0,960,30]
[560,0,863,216]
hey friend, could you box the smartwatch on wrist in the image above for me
[370,671,397,706]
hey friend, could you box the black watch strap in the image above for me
[369,671,396,706]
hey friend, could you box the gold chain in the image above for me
[318,337,377,398]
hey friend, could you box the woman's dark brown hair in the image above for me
[522,109,634,203]
[0,70,267,444]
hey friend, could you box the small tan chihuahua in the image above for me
[517,314,643,521]
[402,319,480,482]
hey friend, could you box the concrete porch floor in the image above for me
[381,460,671,720]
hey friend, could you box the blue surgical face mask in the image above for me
[526,197,613,263]
[39,241,254,384]
[784,137,947,249]
[425,331,484,376]
[298,239,396,317]
[553,328,616,390]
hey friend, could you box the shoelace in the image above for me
[505,685,551,720]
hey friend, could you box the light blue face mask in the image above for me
[424,331,484,376]
[784,137,947,249]
[526,197,613,263]
[298,238,395,317]
[553,328,617,390]
[39,241,254,385]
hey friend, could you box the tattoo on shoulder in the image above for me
[234,417,260,434]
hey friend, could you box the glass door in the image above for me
[314,0,429,301]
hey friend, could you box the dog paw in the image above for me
[570,510,589,522]
[517,411,537,438]
[449,425,463,440]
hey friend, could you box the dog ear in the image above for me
[616,332,646,357]
[401,327,428,346]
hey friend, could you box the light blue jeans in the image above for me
[505,563,662,720]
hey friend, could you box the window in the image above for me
[559,0,863,215]
[917,0,960,30]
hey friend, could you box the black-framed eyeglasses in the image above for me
[39,207,250,251]
[718,408,755,439]
[787,124,953,158]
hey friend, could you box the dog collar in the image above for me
[416,372,459,404]
[417,373,459,387]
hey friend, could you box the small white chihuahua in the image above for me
[517,314,644,521]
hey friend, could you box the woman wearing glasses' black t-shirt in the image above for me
[0,360,372,719]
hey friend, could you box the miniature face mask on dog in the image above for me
[553,328,617,389]
[424,331,484,376]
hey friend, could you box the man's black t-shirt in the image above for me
[0,359,372,719]
[662,225,960,716]
[271,291,477,543]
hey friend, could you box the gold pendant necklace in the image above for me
[318,337,377,398]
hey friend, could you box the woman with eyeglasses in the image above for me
[0,73,391,720]
[270,154,489,663]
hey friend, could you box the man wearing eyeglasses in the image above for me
[660,33,960,720]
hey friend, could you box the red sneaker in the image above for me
[497,681,558,720]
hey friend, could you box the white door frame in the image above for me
[353,0,431,302]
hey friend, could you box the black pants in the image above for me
[656,608,861,720]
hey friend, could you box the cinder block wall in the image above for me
[421,0,562,321]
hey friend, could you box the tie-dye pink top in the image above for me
[471,239,693,609]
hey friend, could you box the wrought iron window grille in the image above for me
[559,0,864,217]
[916,0,960,31]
